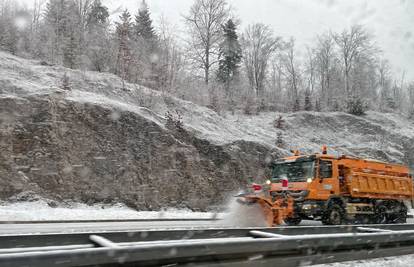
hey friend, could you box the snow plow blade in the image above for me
[236,194,295,227]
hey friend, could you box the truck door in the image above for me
[316,159,339,199]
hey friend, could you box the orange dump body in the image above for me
[338,157,412,199]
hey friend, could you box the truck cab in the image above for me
[270,154,339,200]
[269,154,340,224]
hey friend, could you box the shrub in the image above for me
[347,96,368,116]
[165,110,184,131]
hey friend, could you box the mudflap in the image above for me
[236,194,294,227]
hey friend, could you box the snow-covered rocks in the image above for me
[0,51,413,211]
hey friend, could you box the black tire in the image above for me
[389,203,407,224]
[284,217,302,226]
[374,204,388,224]
[322,204,346,225]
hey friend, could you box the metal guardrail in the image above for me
[1,224,414,266]
[1,223,414,249]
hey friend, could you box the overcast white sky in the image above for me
[19,0,414,81]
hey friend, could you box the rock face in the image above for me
[0,52,413,210]
[0,94,273,210]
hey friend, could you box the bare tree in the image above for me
[281,38,300,107]
[315,33,335,107]
[32,0,45,33]
[407,82,414,118]
[377,58,392,110]
[71,0,93,33]
[183,0,229,85]
[158,16,185,93]
[392,70,406,111]
[305,46,316,94]
[269,58,284,109]
[242,23,280,97]
[334,25,374,98]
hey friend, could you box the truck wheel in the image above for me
[284,217,302,226]
[322,204,345,225]
[389,203,407,224]
[374,205,388,224]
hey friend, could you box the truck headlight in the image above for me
[307,178,312,183]
[302,204,312,210]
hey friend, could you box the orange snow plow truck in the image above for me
[237,146,413,226]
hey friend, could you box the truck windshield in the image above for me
[271,160,315,182]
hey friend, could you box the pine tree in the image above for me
[115,9,133,81]
[85,0,110,71]
[293,98,300,112]
[274,115,285,129]
[61,72,71,90]
[134,1,156,42]
[315,99,321,112]
[276,131,284,147]
[0,1,18,55]
[63,27,79,69]
[133,0,158,86]
[217,19,242,96]
[347,95,367,116]
[44,0,71,63]
[43,0,80,67]
[304,90,312,111]
[86,0,109,30]
[45,0,69,37]
[0,20,18,54]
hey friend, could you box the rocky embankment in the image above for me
[0,93,274,210]
[0,52,413,210]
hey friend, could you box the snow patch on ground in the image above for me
[315,254,414,267]
[0,201,218,221]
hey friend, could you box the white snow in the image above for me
[0,200,219,221]
[314,254,414,267]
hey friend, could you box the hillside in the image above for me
[0,52,413,210]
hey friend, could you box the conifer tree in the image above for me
[115,9,133,82]
[61,72,71,90]
[293,98,300,112]
[315,99,321,112]
[133,1,161,87]
[134,0,156,42]
[85,0,110,71]
[274,115,285,129]
[347,95,367,116]
[86,0,109,30]
[0,19,18,54]
[304,90,313,111]
[217,19,242,96]
[44,0,69,62]
[43,0,79,67]
[276,131,284,147]
[63,29,78,68]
